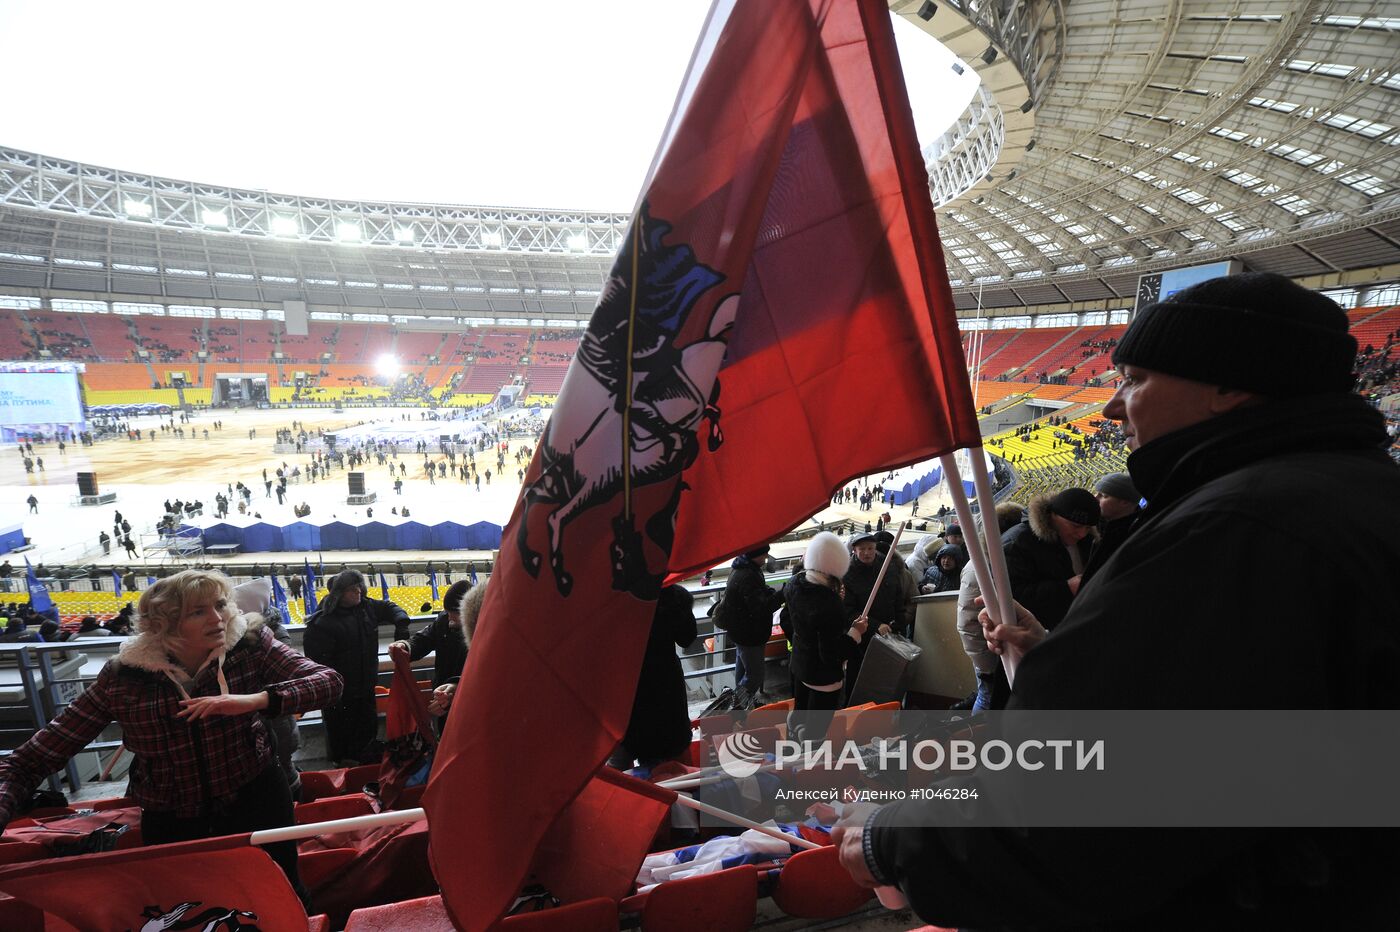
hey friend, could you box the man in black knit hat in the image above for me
[837,273,1400,929]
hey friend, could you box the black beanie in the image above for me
[1049,488,1100,526]
[1113,272,1356,395]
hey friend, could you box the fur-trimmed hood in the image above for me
[1027,495,1100,545]
[116,611,266,676]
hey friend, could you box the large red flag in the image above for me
[425,0,980,927]
[0,835,309,930]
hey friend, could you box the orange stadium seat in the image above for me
[770,843,874,919]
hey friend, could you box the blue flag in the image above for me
[111,569,122,592]
[146,575,156,587]
[469,563,479,587]
[304,559,319,614]
[429,571,439,602]
[270,574,293,628]
[24,558,55,620]
[379,572,390,602]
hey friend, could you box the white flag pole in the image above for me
[938,449,1017,682]
[673,794,822,850]
[249,807,425,846]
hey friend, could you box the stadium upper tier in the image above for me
[9,304,1395,399]
[1,1,1397,318]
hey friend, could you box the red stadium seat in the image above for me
[343,894,454,931]
[300,769,349,802]
[769,844,873,918]
[343,763,382,794]
[0,841,46,866]
[306,915,332,932]
[496,897,618,930]
[0,894,44,932]
[625,865,758,932]
[298,847,359,889]
[295,793,373,825]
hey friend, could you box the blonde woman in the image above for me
[0,570,342,900]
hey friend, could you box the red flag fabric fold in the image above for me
[426,1,979,927]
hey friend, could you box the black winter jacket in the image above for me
[715,556,782,646]
[1000,497,1096,631]
[787,574,860,688]
[303,598,411,702]
[406,612,469,688]
[866,393,1400,930]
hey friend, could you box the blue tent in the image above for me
[282,521,322,551]
[357,521,393,551]
[430,521,468,550]
[201,523,243,548]
[396,521,430,550]
[242,522,285,552]
[321,521,358,551]
[464,521,503,550]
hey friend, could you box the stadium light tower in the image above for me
[375,354,401,378]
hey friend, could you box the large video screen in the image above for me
[0,372,84,427]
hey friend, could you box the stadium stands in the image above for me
[131,316,203,361]
[394,330,446,363]
[0,308,35,358]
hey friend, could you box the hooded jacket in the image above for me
[999,496,1098,631]
[920,545,967,593]
[715,554,782,647]
[0,613,342,825]
[621,585,697,763]
[865,393,1400,930]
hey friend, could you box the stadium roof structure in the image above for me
[0,0,1397,319]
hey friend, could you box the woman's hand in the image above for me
[849,615,869,643]
[428,682,456,716]
[177,692,269,721]
[388,641,410,656]
[877,623,892,637]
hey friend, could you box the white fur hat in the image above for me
[804,531,850,580]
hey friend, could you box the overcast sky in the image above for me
[0,1,978,211]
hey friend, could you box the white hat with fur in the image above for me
[804,531,851,581]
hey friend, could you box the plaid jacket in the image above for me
[0,617,342,823]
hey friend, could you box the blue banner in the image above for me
[429,571,439,602]
[304,559,319,614]
[379,572,390,602]
[24,558,55,620]
[270,574,292,628]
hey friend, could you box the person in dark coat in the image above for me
[391,580,473,689]
[836,272,1400,930]
[1000,488,1099,631]
[614,584,696,769]
[303,570,410,765]
[918,544,966,594]
[1082,471,1141,587]
[714,545,781,703]
[842,530,907,699]
[787,532,865,741]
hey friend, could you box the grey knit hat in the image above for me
[1113,272,1356,395]
[1094,472,1139,503]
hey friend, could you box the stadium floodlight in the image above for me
[375,353,400,378]
[124,199,152,217]
[202,209,228,227]
[337,222,363,242]
[481,230,503,248]
[270,215,299,236]
[567,233,588,252]
[394,226,415,243]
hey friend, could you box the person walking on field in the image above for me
[123,536,138,559]
[27,495,38,514]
